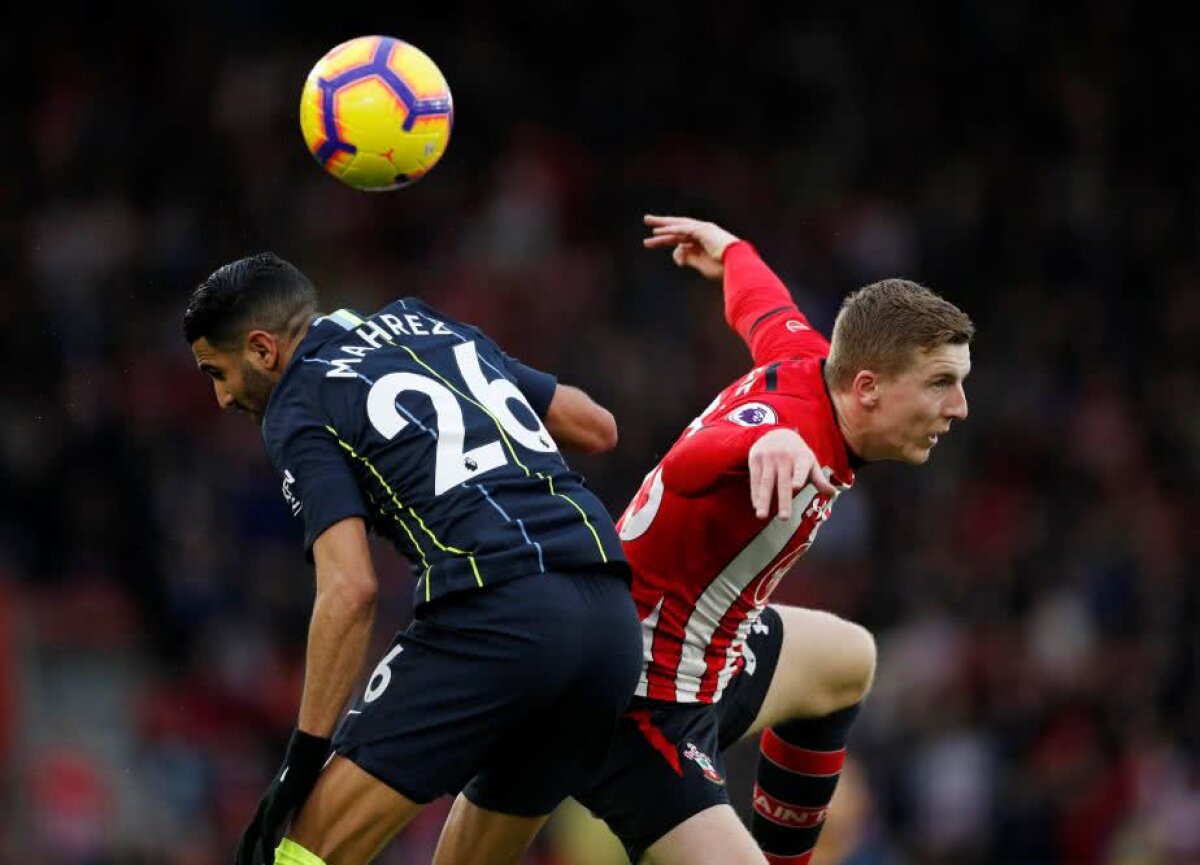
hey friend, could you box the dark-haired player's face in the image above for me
[872,343,971,464]
[191,337,276,425]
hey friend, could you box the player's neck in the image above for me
[827,388,873,463]
[274,314,319,375]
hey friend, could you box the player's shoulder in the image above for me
[379,296,503,351]
[722,358,832,428]
[260,371,320,465]
[389,296,464,331]
[713,356,825,409]
[388,295,437,318]
[775,355,829,397]
[770,360,835,418]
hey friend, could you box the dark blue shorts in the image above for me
[576,605,785,862]
[332,568,641,817]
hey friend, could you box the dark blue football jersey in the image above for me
[261,298,627,607]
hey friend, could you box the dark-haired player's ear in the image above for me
[246,330,279,368]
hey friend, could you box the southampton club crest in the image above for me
[728,402,778,427]
[683,742,725,785]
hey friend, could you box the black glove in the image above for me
[235,728,331,865]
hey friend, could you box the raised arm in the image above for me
[643,214,827,364]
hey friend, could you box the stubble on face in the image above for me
[238,358,277,423]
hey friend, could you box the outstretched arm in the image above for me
[662,423,836,519]
[642,214,827,363]
[643,213,739,279]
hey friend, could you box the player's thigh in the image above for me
[432,793,550,865]
[643,805,768,865]
[288,755,425,865]
[745,605,876,737]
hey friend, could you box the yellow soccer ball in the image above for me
[299,35,453,191]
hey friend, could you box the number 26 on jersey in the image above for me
[366,341,557,495]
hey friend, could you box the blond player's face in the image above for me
[874,343,971,464]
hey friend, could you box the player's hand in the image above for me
[748,429,838,520]
[643,215,740,281]
[234,729,331,865]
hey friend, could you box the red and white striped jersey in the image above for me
[616,242,856,704]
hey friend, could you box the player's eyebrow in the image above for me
[198,363,223,380]
[928,363,971,384]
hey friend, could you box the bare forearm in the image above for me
[544,384,618,454]
[298,588,376,737]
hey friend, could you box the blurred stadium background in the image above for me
[3,2,1198,863]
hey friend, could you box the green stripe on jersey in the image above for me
[325,426,483,600]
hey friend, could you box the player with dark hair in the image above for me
[436,215,973,865]
[184,252,642,865]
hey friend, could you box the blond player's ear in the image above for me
[850,369,879,408]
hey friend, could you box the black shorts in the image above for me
[332,568,642,816]
[576,605,785,863]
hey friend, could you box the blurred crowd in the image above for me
[2,3,1198,863]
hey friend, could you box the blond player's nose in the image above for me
[947,383,968,420]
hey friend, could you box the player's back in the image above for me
[262,298,625,606]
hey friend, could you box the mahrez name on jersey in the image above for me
[322,309,452,379]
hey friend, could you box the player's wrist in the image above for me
[285,728,332,778]
[289,727,332,748]
[720,239,753,262]
[744,424,787,457]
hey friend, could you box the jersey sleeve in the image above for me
[500,355,557,418]
[723,241,830,365]
[659,422,772,497]
[268,405,370,555]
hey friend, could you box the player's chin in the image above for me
[903,443,934,465]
